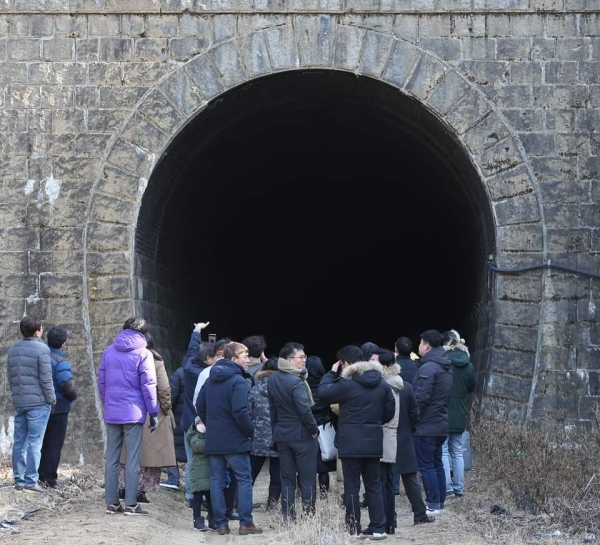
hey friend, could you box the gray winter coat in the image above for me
[381,364,403,464]
[248,370,278,457]
[7,337,56,408]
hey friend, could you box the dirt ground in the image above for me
[0,464,531,544]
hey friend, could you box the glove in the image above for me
[148,415,158,432]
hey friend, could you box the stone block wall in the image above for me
[0,1,598,460]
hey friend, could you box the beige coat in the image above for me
[121,352,176,468]
[381,364,403,464]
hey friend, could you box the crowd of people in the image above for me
[6,315,476,541]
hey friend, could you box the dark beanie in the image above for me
[47,326,67,348]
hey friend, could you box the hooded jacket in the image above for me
[196,359,253,455]
[248,370,278,457]
[98,330,158,424]
[318,361,395,459]
[268,361,319,443]
[381,364,404,464]
[7,337,55,408]
[447,349,476,434]
[186,424,211,493]
[412,346,453,437]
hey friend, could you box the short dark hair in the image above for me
[261,358,279,372]
[279,342,305,359]
[196,342,217,363]
[361,342,380,361]
[20,316,42,338]
[214,338,231,354]
[47,326,67,348]
[123,317,148,334]
[420,329,444,348]
[145,332,156,350]
[395,337,412,356]
[337,345,363,364]
[377,349,395,367]
[306,356,325,380]
[242,335,266,358]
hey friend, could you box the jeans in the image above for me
[39,412,69,487]
[105,423,143,506]
[165,464,180,486]
[412,435,446,510]
[342,457,385,535]
[250,455,281,504]
[278,440,318,519]
[13,404,52,487]
[184,433,193,501]
[442,433,465,495]
[209,453,253,527]
[379,462,395,531]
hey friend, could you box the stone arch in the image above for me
[84,19,545,421]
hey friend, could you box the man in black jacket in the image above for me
[319,346,395,540]
[412,330,453,516]
[268,342,319,519]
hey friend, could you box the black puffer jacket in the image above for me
[318,361,395,459]
[396,354,418,385]
[170,366,186,462]
[412,347,453,437]
[268,362,318,443]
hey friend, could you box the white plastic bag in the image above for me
[317,422,337,461]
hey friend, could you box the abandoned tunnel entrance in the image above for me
[135,70,495,364]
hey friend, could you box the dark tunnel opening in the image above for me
[135,70,495,365]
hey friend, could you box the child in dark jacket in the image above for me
[186,422,214,531]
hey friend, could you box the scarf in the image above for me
[277,358,315,406]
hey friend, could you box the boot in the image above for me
[137,490,150,503]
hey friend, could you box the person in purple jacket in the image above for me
[98,317,158,516]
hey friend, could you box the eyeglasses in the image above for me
[290,355,307,361]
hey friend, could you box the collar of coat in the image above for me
[341,360,384,379]
[382,363,404,391]
[255,369,276,380]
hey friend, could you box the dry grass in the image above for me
[471,403,600,537]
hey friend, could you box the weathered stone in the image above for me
[498,224,543,252]
[87,222,130,252]
[479,138,523,177]
[405,53,446,100]
[99,38,134,62]
[496,300,540,327]
[547,229,590,253]
[545,62,578,84]
[535,370,588,397]
[485,373,531,402]
[185,54,224,99]
[486,165,534,201]
[40,273,83,298]
[296,15,334,68]
[238,31,271,77]
[459,60,508,86]
[137,89,183,134]
[497,276,542,303]
[494,324,538,353]
[446,89,492,135]
[264,25,297,71]
[121,114,169,155]
[88,275,131,301]
[381,39,420,89]
[427,70,470,116]
[556,39,590,61]
[490,349,536,378]
[420,38,460,62]
[90,194,137,225]
[89,299,133,325]
[106,138,155,178]
[210,41,247,87]
[463,113,509,155]
[531,157,578,182]
[87,251,130,275]
[531,395,578,421]
[169,37,209,61]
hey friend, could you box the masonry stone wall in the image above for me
[0,1,599,461]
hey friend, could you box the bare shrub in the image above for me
[471,402,600,536]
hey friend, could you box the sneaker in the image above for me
[358,529,387,540]
[106,503,124,515]
[136,491,150,504]
[23,484,46,493]
[194,518,208,531]
[123,504,149,516]
[208,521,218,533]
[239,523,263,535]
[226,510,241,521]
[14,484,24,491]
[159,482,179,490]
[217,526,231,535]
[414,515,435,525]
[426,507,441,515]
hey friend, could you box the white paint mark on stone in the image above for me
[24,179,36,195]
[44,174,61,205]
[589,299,596,320]
[0,416,14,457]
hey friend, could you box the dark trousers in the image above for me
[413,435,447,510]
[225,467,237,513]
[250,455,281,504]
[379,462,395,531]
[278,439,318,519]
[38,412,69,486]
[193,490,213,524]
[400,472,427,521]
[342,457,385,535]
